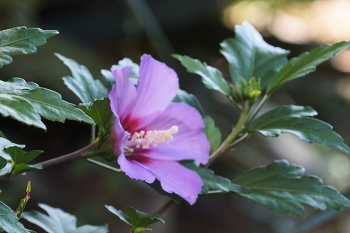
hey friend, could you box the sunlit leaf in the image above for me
[232,160,350,216]
[203,116,221,153]
[22,203,108,233]
[248,105,350,153]
[106,205,164,233]
[173,54,231,96]
[220,22,289,88]
[56,53,108,105]
[0,78,94,129]
[267,41,350,93]
[0,27,58,67]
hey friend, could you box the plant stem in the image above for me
[155,199,176,216]
[246,94,270,125]
[36,141,99,169]
[86,158,121,173]
[0,141,100,181]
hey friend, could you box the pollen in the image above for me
[124,125,178,152]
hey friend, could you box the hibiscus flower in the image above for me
[109,54,210,204]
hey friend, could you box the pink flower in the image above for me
[109,54,210,204]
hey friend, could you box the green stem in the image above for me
[246,94,270,126]
[86,158,122,173]
[0,141,100,180]
[207,105,250,167]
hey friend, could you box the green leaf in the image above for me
[0,157,7,169]
[0,201,30,233]
[173,54,231,96]
[79,98,113,130]
[12,164,42,174]
[186,163,248,194]
[0,137,24,151]
[6,146,42,174]
[220,22,289,88]
[203,116,221,153]
[56,53,108,104]
[267,41,350,93]
[6,147,42,165]
[100,57,140,91]
[232,160,350,216]
[106,205,164,232]
[0,27,58,67]
[248,105,350,153]
[0,78,94,129]
[172,89,205,116]
[22,203,108,233]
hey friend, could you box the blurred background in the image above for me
[1,0,350,232]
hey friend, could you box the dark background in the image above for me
[1,0,350,232]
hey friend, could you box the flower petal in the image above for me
[130,54,179,127]
[111,117,130,156]
[141,160,203,205]
[145,103,210,164]
[118,154,156,183]
[109,66,137,121]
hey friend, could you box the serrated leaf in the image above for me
[0,201,30,233]
[0,137,24,150]
[267,41,350,93]
[22,203,108,233]
[6,147,42,165]
[220,22,289,88]
[79,98,112,130]
[203,116,221,153]
[106,205,164,232]
[0,78,94,129]
[0,27,58,67]
[173,54,231,96]
[172,89,204,116]
[232,160,350,216]
[248,105,350,153]
[185,163,248,194]
[56,53,108,104]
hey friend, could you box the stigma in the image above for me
[124,125,178,152]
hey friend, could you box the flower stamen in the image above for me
[125,125,178,152]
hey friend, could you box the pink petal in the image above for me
[142,160,203,205]
[130,55,179,127]
[109,66,137,121]
[118,154,156,183]
[111,117,130,156]
[145,103,210,164]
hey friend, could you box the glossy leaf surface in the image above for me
[23,203,108,233]
[248,105,350,153]
[0,78,94,129]
[173,54,231,96]
[106,205,164,233]
[56,53,108,104]
[0,27,58,67]
[267,41,350,93]
[232,160,350,216]
[220,22,289,88]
